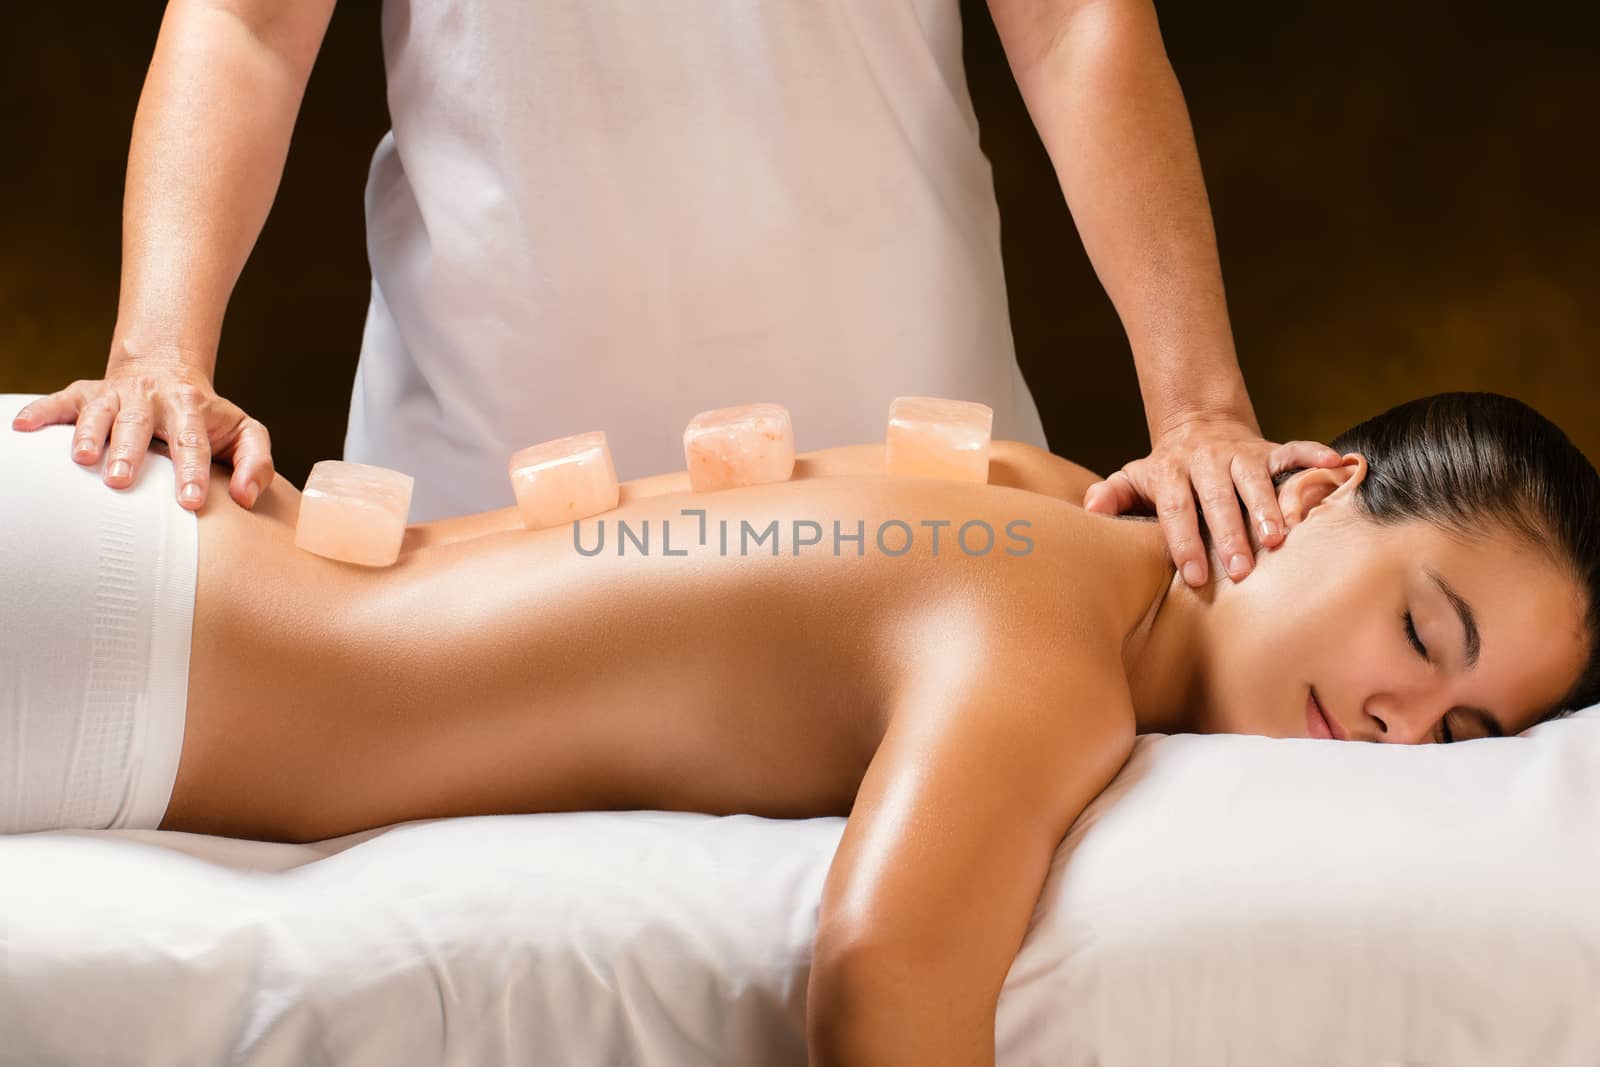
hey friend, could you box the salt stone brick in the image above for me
[508,430,621,530]
[883,396,993,483]
[294,460,414,567]
[682,402,796,492]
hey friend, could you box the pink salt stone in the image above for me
[682,402,797,492]
[883,396,994,483]
[508,430,621,530]
[294,460,414,567]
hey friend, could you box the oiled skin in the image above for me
[161,440,1171,844]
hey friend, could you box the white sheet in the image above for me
[3,704,1596,1066]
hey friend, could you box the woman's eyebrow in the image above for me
[1423,566,1481,669]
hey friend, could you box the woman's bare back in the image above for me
[163,447,1168,843]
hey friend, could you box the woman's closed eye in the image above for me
[1404,610,1456,743]
[1403,609,1430,663]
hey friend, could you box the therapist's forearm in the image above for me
[113,0,334,375]
[989,0,1257,440]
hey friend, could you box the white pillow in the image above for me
[999,701,1600,1065]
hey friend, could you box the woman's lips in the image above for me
[1305,686,1343,740]
[1305,687,1344,739]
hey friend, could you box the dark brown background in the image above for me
[2,2,1596,489]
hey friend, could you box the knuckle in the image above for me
[174,427,206,449]
[1162,527,1197,555]
[113,407,150,429]
[174,383,209,407]
[1155,495,1192,520]
[1163,456,1195,480]
[1215,529,1247,552]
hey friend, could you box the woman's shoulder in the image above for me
[987,439,1106,506]
[830,474,1167,709]
[976,495,1171,662]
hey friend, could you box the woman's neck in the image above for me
[1119,528,1230,735]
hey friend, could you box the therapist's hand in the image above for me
[10,359,275,512]
[1081,415,1342,586]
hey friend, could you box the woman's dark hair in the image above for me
[1273,391,1600,726]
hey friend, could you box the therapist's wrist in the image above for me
[1149,386,1259,445]
[107,331,218,380]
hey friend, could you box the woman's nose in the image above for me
[1367,700,1445,744]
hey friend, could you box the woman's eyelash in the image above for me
[1403,610,1430,662]
[1405,610,1453,743]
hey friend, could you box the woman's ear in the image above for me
[1280,453,1368,531]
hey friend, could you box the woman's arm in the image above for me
[401,440,1105,552]
[806,629,1136,1066]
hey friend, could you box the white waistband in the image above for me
[0,394,197,833]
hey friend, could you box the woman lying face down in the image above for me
[4,387,1597,1064]
[1127,391,1599,744]
[4,388,1595,843]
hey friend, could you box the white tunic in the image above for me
[345,0,1049,522]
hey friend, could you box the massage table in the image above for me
[3,702,1597,1065]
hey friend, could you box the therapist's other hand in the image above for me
[1081,416,1342,587]
[10,360,275,512]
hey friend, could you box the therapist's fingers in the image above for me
[68,391,119,467]
[1272,438,1345,474]
[1227,438,1347,554]
[1080,470,1142,515]
[102,380,160,492]
[1230,444,1289,551]
[161,397,215,509]
[1081,425,1251,587]
[18,363,275,512]
[154,387,277,512]
[10,381,113,466]
[221,416,276,510]
[1187,445,1259,582]
[1085,434,1348,586]
[1153,469,1209,587]
[11,380,95,438]
[1086,462,1211,588]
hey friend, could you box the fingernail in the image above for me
[1229,553,1250,578]
[244,481,259,507]
[181,483,202,505]
[1183,560,1205,586]
[1260,519,1276,542]
[75,440,95,458]
[110,460,130,480]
